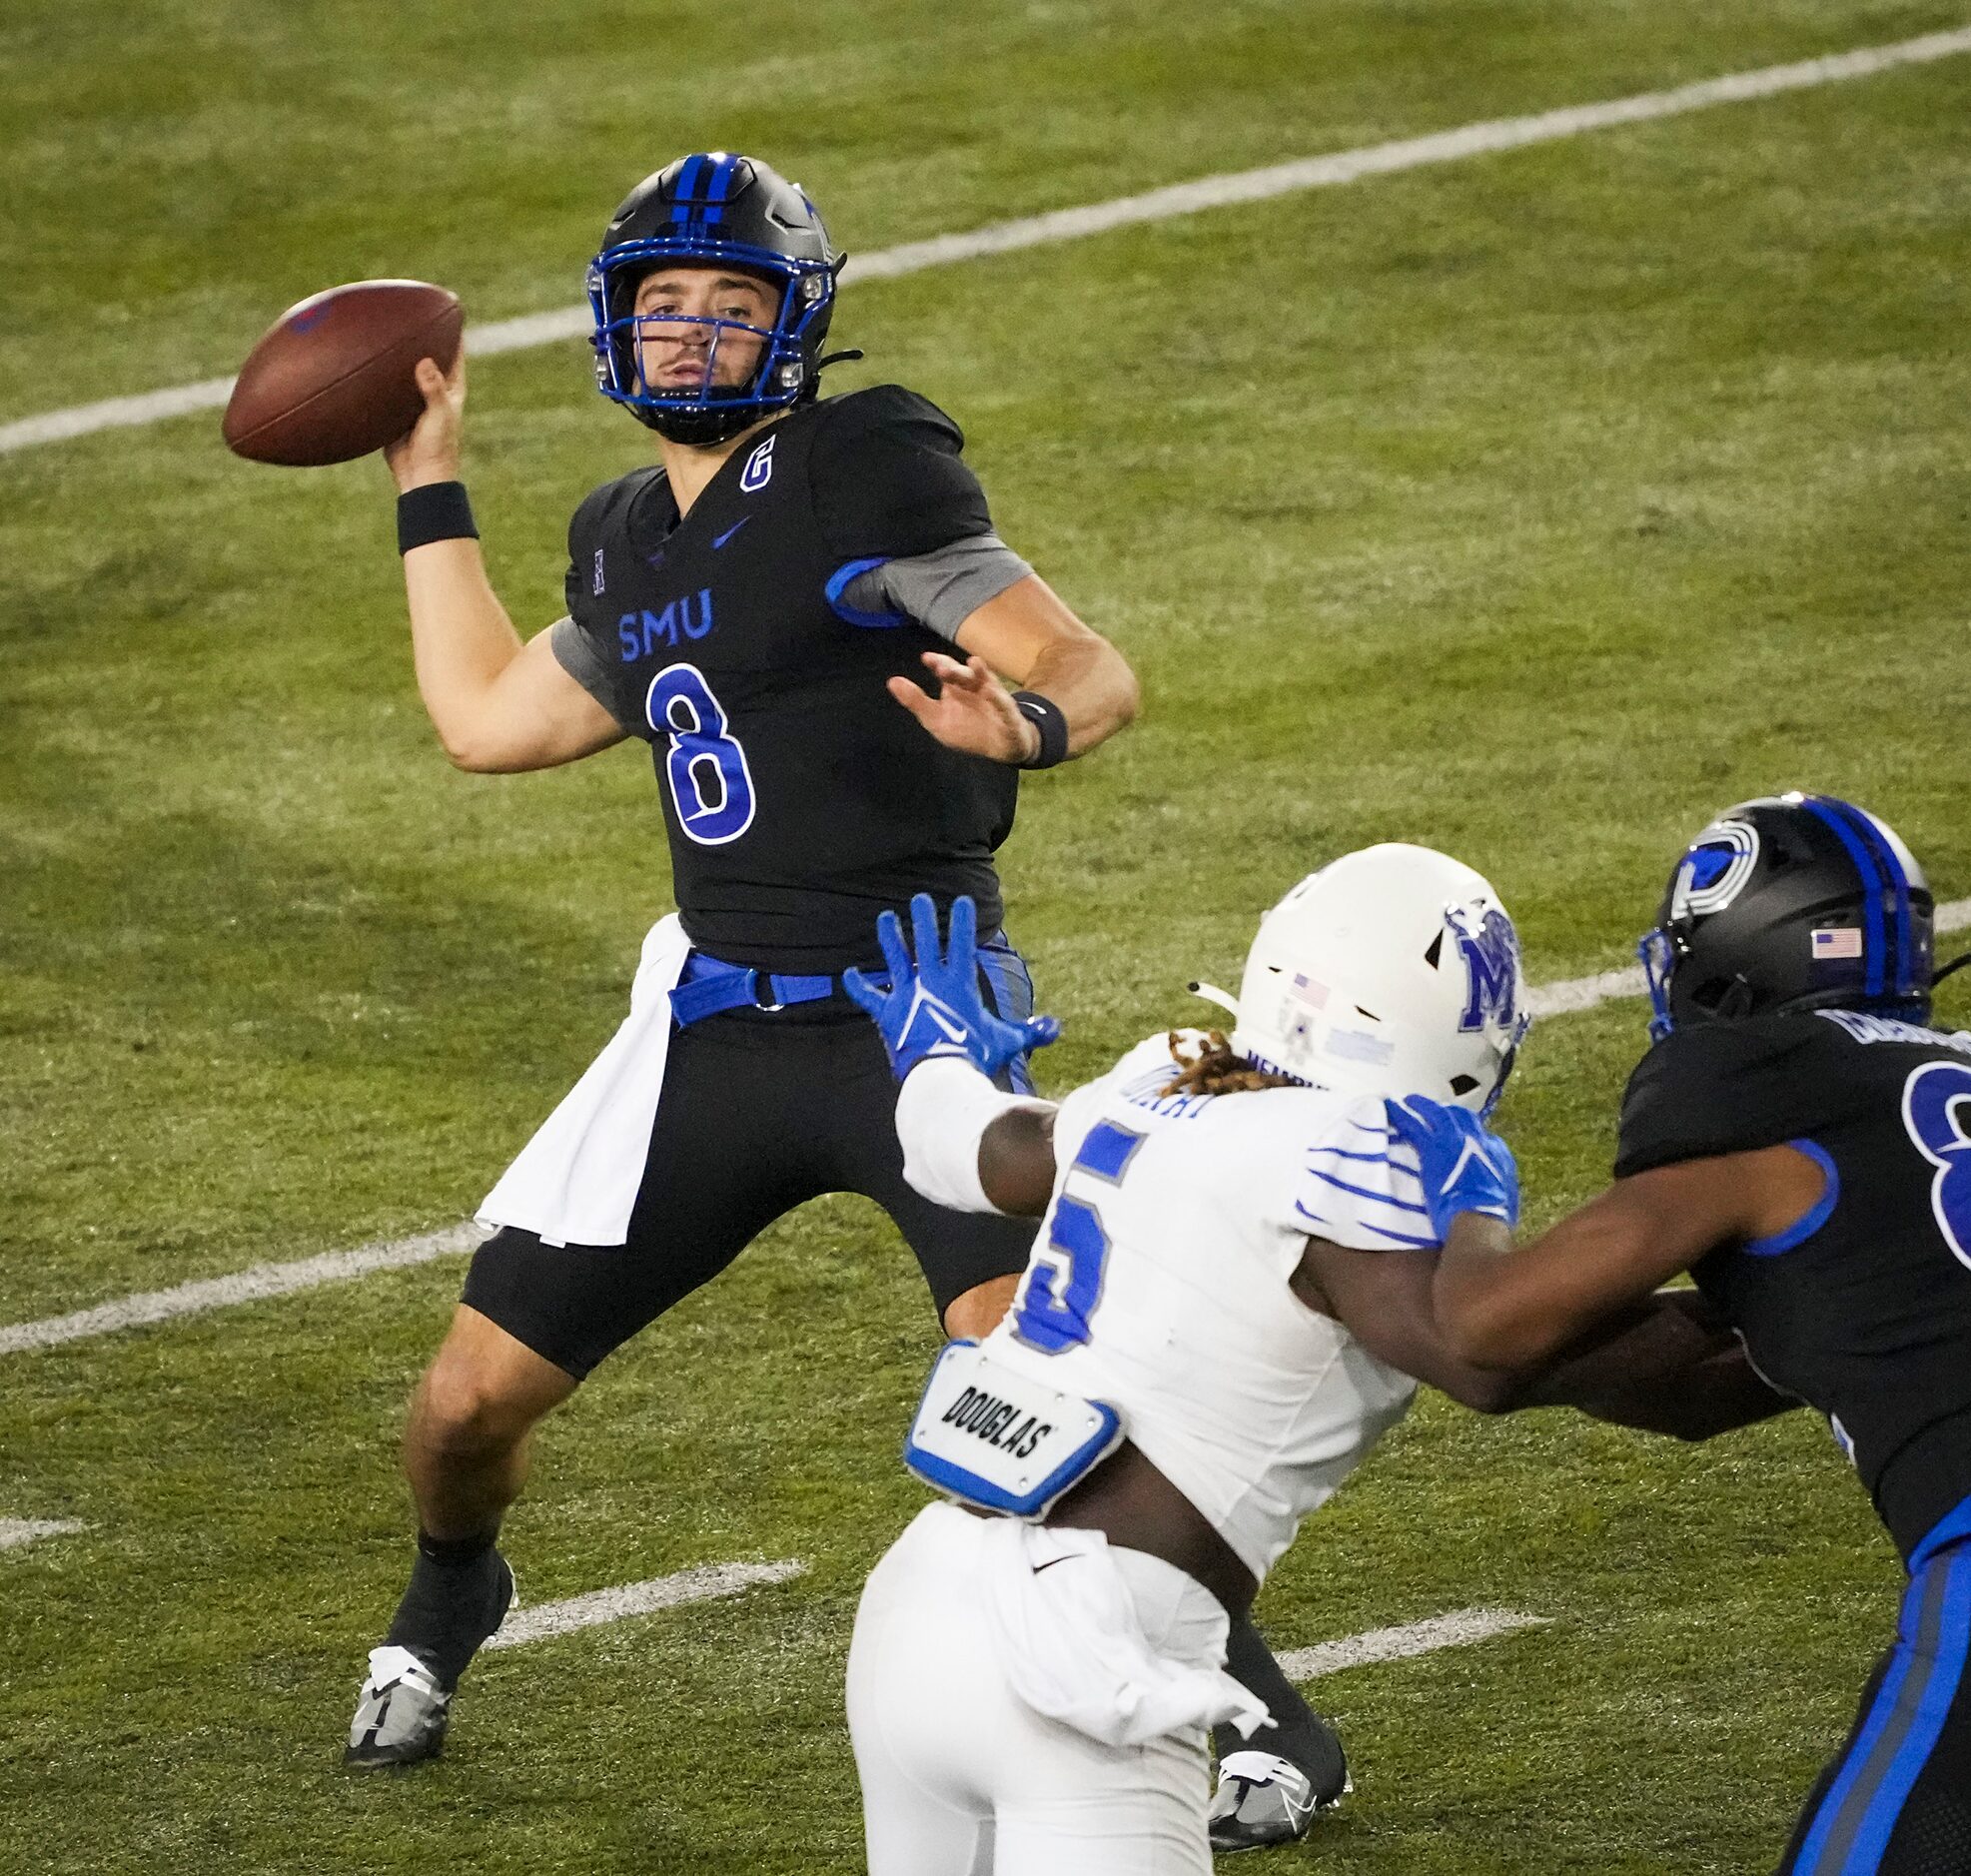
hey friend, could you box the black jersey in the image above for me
[559,385,1019,971]
[1614,1009,1971,1559]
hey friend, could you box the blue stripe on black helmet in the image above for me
[587,153,840,447]
[1637,792,1935,1042]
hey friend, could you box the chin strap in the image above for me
[815,348,865,370]
[1932,951,1971,988]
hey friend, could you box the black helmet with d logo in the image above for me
[1639,794,1935,1041]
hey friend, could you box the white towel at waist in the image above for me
[977,1515,1270,1748]
[476,914,691,1248]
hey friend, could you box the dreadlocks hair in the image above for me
[1158,1029,1303,1099]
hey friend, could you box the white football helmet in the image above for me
[1203,844,1529,1113]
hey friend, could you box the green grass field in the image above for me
[5,3,1970,1870]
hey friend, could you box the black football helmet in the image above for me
[586,153,839,446]
[1638,793,1936,1041]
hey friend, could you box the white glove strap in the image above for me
[895,1057,1053,1215]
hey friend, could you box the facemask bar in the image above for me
[1479,1045,1516,1120]
[620,311,773,412]
[1638,927,1677,1042]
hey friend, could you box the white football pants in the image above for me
[846,1502,1220,1876]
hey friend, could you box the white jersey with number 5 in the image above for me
[983,1032,1429,1583]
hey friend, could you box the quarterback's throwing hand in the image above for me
[384,353,468,494]
[1385,1096,1520,1240]
[844,892,1060,1082]
[887,651,1042,764]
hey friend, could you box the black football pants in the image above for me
[462,999,1037,1378]
[1775,1531,1971,1874]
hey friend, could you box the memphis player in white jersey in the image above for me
[841,849,1765,1873]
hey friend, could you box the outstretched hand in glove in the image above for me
[1384,1096,1520,1243]
[844,892,1060,1083]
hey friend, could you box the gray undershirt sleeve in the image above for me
[548,614,633,729]
[840,532,1034,642]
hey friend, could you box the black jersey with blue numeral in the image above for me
[1614,1008,1971,1559]
[560,385,1019,971]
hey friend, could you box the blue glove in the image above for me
[843,893,1061,1083]
[1384,1096,1520,1240]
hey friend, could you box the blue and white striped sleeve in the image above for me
[1289,1098,1441,1251]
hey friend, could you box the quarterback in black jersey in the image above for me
[342,155,1145,1769]
[1411,794,1971,1874]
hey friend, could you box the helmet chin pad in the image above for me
[620,313,788,445]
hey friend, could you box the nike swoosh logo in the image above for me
[909,985,971,1046]
[926,1006,970,1045]
[1443,1136,1487,1190]
[711,517,749,549]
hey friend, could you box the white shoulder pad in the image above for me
[1287,1095,1438,1251]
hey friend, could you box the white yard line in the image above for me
[6,897,1969,1356]
[484,1568,1531,1676]
[0,1223,479,1356]
[0,1518,90,1553]
[484,1559,807,1648]
[1279,1606,1549,1681]
[3,26,1968,457]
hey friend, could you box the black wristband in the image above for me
[1011,690,1070,770]
[397,480,479,554]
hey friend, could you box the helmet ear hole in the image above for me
[1685,975,1734,1015]
[1686,974,1756,1022]
[1423,932,1445,969]
[1448,1074,1479,1097]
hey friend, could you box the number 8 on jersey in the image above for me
[645,661,756,846]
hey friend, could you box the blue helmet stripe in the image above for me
[705,153,738,228]
[1856,804,1917,997]
[670,153,707,226]
[1803,796,1886,1000]
[1823,796,1913,999]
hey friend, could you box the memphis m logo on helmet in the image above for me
[586,153,845,448]
[1450,904,1522,1038]
[1639,792,1940,1041]
[1203,844,1529,1116]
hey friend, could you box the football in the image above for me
[221,280,463,467]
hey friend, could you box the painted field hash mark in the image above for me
[1280,1606,1549,1681]
[484,1559,808,1649]
[3,26,1970,454]
[0,1518,90,1553]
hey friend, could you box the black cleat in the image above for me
[1208,1748,1350,1853]
[344,1646,452,1768]
[344,1553,514,1768]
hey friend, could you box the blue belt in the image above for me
[669,950,886,1028]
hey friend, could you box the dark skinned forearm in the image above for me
[1500,1291,1795,1439]
[1570,1343,1797,1440]
[1433,1150,1822,1371]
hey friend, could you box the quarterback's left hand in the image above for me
[844,892,1061,1082]
[1385,1096,1520,1240]
[887,651,1042,764]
